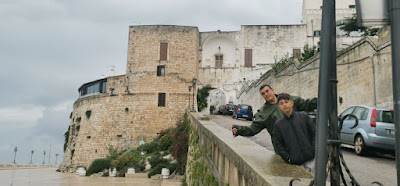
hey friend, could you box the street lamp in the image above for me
[30,150,34,164]
[13,147,17,164]
[43,150,46,164]
[188,85,192,109]
[55,154,59,164]
[191,78,197,111]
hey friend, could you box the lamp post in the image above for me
[43,150,46,164]
[191,78,197,111]
[55,154,59,164]
[30,150,34,164]
[188,85,192,109]
[13,147,17,164]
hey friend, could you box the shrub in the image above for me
[76,117,81,123]
[169,115,190,175]
[147,163,177,178]
[158,132,173,151]
[69,112,73,119]
[86,158,111,176]
[197,88,210,111]
[113,153,139,172]
[125,108,129,112]
[273,53,292,72]
[148,154,169,168]
[137,139,159,154]
[76,125,80,132]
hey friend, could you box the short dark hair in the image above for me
[259,84,272,91]
[277,93,291,102]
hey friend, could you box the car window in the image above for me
[241,105,249,109]
[381,111,394,123]
[353,107,367,121]
[339,107,355,120]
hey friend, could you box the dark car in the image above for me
[339,105,395,155]
[218,103,237,116]
[233,104,253,121]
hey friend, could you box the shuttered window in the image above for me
[158,93,166,107]
[160,43,168,61]
[215,55,223,68]
[293,49,301,60]
[245,49,252,67]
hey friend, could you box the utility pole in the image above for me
[389,0,400,184]
[43,150,46,164]
[315,0,339,184]
[30,150,34,164]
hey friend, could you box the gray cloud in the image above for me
[0,0,303,164]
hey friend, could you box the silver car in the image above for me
[339,105,395,155]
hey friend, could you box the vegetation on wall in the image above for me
[339,14,380,36]
[197,88,210,111]
[85,110,92,119]
[70,112,73,119]
[125,108,129,112]
[84,115,190,178]
[186,123,218,186]
[300,44,317,62]
[64,126,70,152]
[76,117,81,123]
[86,158,111,176]
[273,53,292,72]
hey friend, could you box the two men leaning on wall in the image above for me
[231,84,317,173]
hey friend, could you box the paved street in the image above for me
[0,168,181,186]
[210,114,397,186]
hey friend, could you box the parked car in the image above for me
[218,104,237,116]
[339,105,395,155]
[233,104,253,121]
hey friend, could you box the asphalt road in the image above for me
[209,114,397,186]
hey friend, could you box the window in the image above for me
[101,82,107,93]
[339,107,355,120]
[158,93,166,107]
[87,136,91,139]
[157,65,165,76]
[110,88,115,95]
[353,107,368,120]
[160,43,168,61]
[117,135,122,138]
[349,5,356,9]
[314,30,321,37]
[293,49,301,59]
[245,49,252,67]
[215,55,223,68]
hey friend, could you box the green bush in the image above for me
[76,117,81,122]
[148,154,169,168]
[137,139,159,154]
[113,152,145,176]
[86,158,111,176]
[158,132,172,151]
[197,88,210,111]
[63,126,70,152]
[147,163,177,178]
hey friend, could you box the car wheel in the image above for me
[354,135,367,155]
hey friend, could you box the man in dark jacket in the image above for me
[273,93,315,173]
[231,84,316,151]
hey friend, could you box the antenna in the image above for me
[110,66,115,76]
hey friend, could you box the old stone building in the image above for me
[60,25,199,172]
[200,0,362,114]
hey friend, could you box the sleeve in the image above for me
[233,116,266,136]
[292,96,317,112]
[273,123,290,162]
[305,114,316,149]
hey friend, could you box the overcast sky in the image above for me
[0,0,303,164]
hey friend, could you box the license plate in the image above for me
[243,115,248,117]
[389,130,395,135]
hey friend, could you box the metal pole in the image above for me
[30,150,34,164]
[48,145,51,164]
[189,86,192,109]
[13,147,17,164]
[389,0,400,184]
[43,150,46,164]
[192,87,195,111]
[315,0,336,185]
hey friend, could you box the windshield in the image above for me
[379,110,394,123]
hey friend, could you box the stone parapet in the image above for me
[186,112,314,186]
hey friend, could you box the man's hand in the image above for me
[232,124,238,137]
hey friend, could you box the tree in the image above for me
[339,14,380,36]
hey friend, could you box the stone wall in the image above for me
[237,32,393,114]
